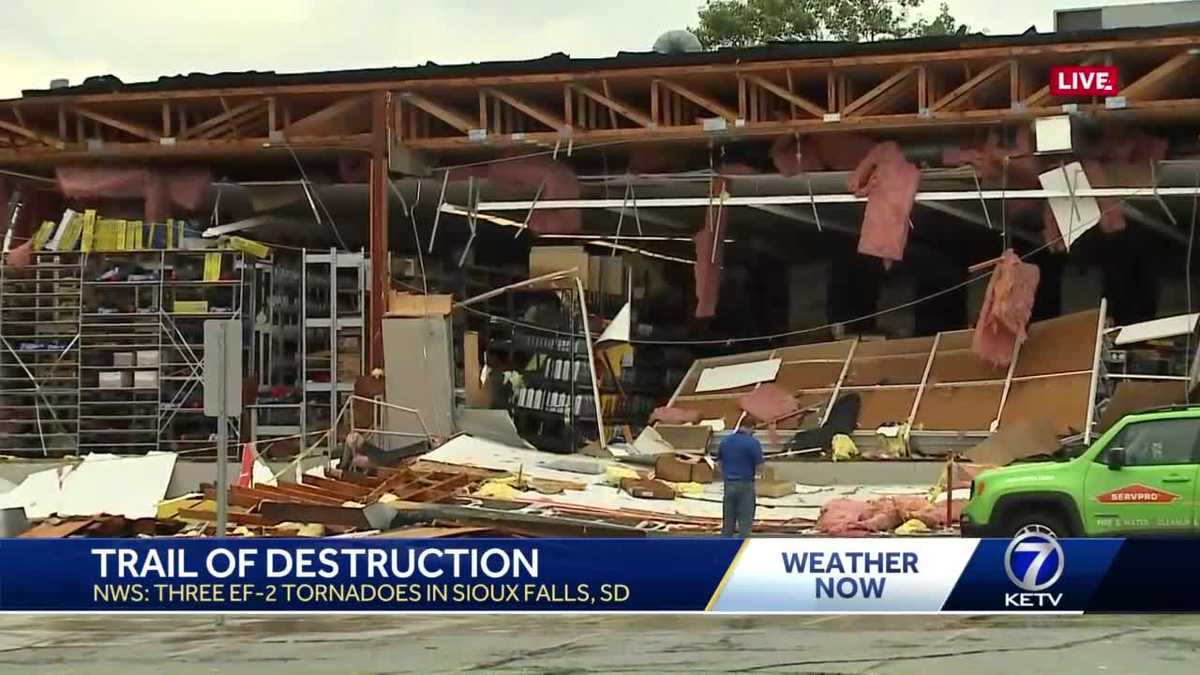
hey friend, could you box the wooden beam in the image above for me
[284,94,370,136]
[162,102,171,137]
[1121,50,1198,101]
[843,66,918,117]
[742,74,824,118]
[69,105,159,140]
[570,83,653,127]
[657,79,737,121]
[196,103,266,140]
[931,60,1012,112]
[399,92,474,133]
[601,80,620,128]
[484,87,567,132]
[368,91,389,373]
[180,98,263,139]
[0,118,62,148]
[650,79,659,125]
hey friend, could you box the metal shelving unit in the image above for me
[250,255,303,443]
[301,248,367,450]
[0,250,82,456]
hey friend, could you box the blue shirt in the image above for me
[715,431,764,482]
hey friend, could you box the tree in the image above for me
[691,0,969,48]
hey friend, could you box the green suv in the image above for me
[961,405,1200,537]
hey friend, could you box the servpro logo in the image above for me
[1095,484,1179,504]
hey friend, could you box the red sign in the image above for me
[1096,484,1179,504]
[1050,66,1120,96]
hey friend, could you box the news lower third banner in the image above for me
[0,536,1191,613]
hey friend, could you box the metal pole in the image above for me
[216,325,229,538]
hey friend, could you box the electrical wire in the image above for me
[453,186,1163,347]
[282,141,349,250]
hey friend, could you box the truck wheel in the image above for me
[1004,510,1070,538]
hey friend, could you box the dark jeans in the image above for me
[722,480,756,538]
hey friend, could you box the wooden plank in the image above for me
[400,92,474,133]
[196,104,266,140]
[843,66,918,117]
[258,501,369,528]
[220,97,242,139]
[601,80,619,128]
[0,118,63,148]
[571,83,652,127]
[743,74,824,118]
[931,60,1012,112]
[480,90,489,131]
[1121,50,1198,101]
[918,67,928,109]
[162,103,171,136]
[57,105,67,139]
[302,474,372,498]
[284,95,370,136]
[179,99,262,139]
[561,86,571,130]
[369,89,389,372]
[390,472,471,502]
[657,79,737,120]
[650,80,659,124]
[485,87,566,131]
[202,485,261,509]
[178,509,267,526]
[13,36,1197,109]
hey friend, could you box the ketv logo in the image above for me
[1003,533,1065,608]
[1050,66,1119,96]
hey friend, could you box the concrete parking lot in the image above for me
[0,612,1195,674]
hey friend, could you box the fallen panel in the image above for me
[454,408,535,449]
[845,353,930,386]
[695,358,782,393]
[0,453,176,520]
[999,373,1093,436]
[1098,380,1189,432]
[1040,162,1101,248]
[1114,313,1200,346]
[853,388,918,429]
[914,384,1003,431]
[1013,310,1101,377]
[965,418,1060,465]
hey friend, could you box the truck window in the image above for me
[1097,418,1200,467]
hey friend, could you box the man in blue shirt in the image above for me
[714,427,764,537]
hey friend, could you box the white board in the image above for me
[1039,162,1101,249]
[1114,313,1200,345]
[695,358,782,393]
[0,453,176,519]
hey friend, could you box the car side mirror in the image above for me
[1107,447,1125,471]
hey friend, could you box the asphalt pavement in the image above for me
[0,613,1196,673]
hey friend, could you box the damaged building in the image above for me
[1,11,1200,538]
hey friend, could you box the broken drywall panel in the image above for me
[0,454,176,520]
[455,408,535,449]
[1098,380,1189,432]
[596,302,631,347]
[1039,162,1101,249]
[695,358,782,393]
[1034,115,1073,153]
[965,418,1060,465]
[383,317,456,443]
[1113,313,1200,346]
[55,453,177,520]
[633,426,676,455]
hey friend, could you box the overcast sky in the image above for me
[0,0,1177,99]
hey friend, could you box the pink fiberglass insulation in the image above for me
[56,166,211,223]
[771,132,876,176]
[817,495,958,534]
[649,406,703,425]
[693,177,728,319]
[738,384,799,424]
[848,141,919,268]
[973,249,1040,368]
[483,157,581,234]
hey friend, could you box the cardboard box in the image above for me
[98,371,131,389]
[113,352,134,367]
[655,425,713,453]
[136,350,159,367]
[387,291,452,317]
[619,477,676,500]
[134,370,158,389]
[655,453,716,484]
[756,479,797,498]
[530,246,589,280]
